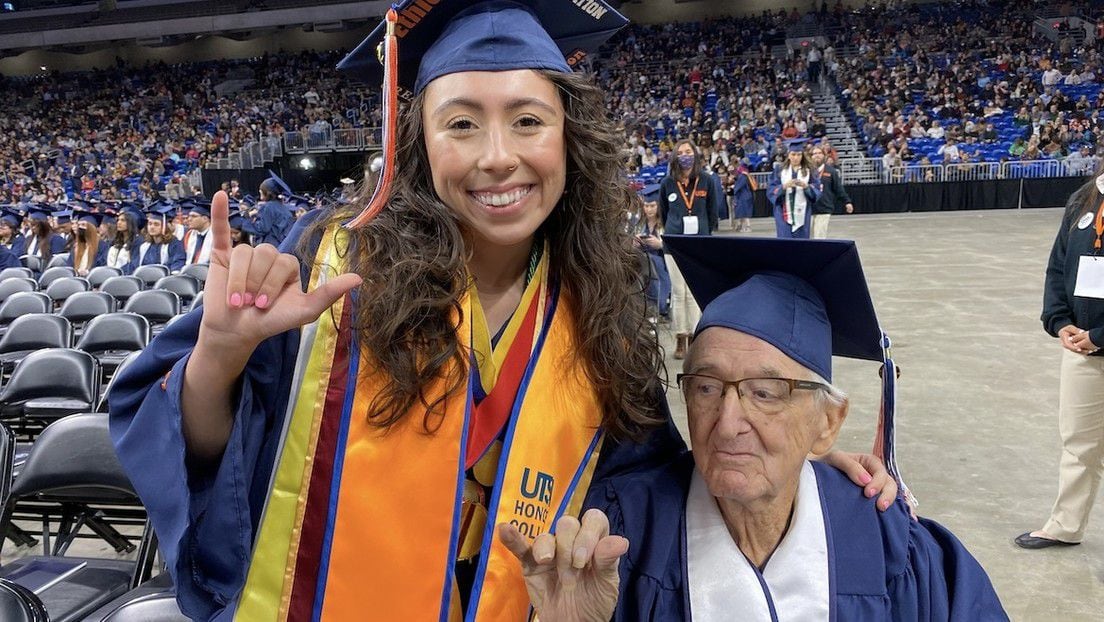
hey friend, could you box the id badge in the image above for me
[682,215,699,235]
[1074,255,1104,299]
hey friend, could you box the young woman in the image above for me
[68,212,108,276]
[1017,159,1104,550]
[125,206,185,274]
[23,209,65,264]
[110,3,896,620]
[106,211,141,271]
[657,140,723,358]
[634,187,670,322]
[731,161,756,233]
[768,140,822,239]
[0,211,26,256]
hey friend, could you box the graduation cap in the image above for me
[74,209,103,227]
[54,209,73,225]
[121,202,147,231]
[144,202,176,226]
[336,0,627,228]
[228,211,246,231]
[665,236,912,504]
[785,138,809,153]
[261,170,293,198]
[188,198,212,218]
[0,209,20,228]
[242,195,257,208]
[26,206,52,222]
[288,194,313,209]
[638,183,661,203]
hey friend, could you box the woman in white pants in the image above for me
[1017,168,1104,548]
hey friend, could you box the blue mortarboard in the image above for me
[262,170,293,198]
[121,203,147,230]
[336,0,626,229]
[638,183,661,202]
[665,236,911,503]
[54,209,73,224]
[0,209,20,228]
[228,211,245,230]
[74,209,103,227]
[188,198,212,218]
[338,0,625,93]
[144,202,176,224]
[27,206,52,222]
[786,138,809,153]
[242,194,257,207]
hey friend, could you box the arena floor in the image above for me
[1,208,1098,620]
[661,208,1104,621]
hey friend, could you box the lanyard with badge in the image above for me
[1073,175,1104,299]
[675,178,700,235]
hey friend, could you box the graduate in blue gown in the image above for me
[125,203,186,274]
[0,209,27,257]
[243,172,294,247]
[731,162,755,233]
[22,206,67,262]
[767,140,821,239]
[67,210,109,276]
[594,236,1008,621]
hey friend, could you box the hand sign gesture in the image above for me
[199,191,363,353]
[498,510,628,622]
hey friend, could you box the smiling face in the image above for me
[422,70,566,252]
[684,328,847,506]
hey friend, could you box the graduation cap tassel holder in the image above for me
[346,8,400,229]
[874,333,917,509]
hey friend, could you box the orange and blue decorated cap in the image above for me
[337,0,626,94]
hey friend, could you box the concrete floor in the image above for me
[660,209,1104,621]
[2,208,1099,620]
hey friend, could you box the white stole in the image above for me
[687,461,831,622]
[107,245,130,269]
[780,167,810,233]
[183,229,212,265]
[139,241,169,266]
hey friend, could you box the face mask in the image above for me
[677,154,695,169]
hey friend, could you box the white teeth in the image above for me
[473,186,530,207]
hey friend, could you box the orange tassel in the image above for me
[346,8,399,229]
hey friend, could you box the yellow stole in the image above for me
[233,226,605,621]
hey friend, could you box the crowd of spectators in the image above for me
[833,0,1104,171]
[7,0,1104,204]
[0,50,375,204]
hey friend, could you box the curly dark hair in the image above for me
[305,70,665,440]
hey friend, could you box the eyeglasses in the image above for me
[676,373,827,416]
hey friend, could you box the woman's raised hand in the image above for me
[199,191,362,352]
[498,510,627,622]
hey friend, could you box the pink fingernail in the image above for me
[860,473,872,485]
[256,294,269,308]
[244,292,254,306]
[230,292,242,307]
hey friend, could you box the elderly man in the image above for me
[593,237,1006,620]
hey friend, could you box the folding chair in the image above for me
[0,414,152,622]
[0,279,37,305]
[179,262,208,285]
[18,256,41,275]
[122,291,180,331]
[0,293,51,337]
[131,265,169,289]
[37,267,74,291]
[44,277,91,309]
[75,314,150,382]
[153,275,200,310]
[0,315,73,376]
[86,267,123,290]
[44,256,68,270]
[0,268,34,283]
[59,291,116,328]
[0,349,99,439]
[0,578,48,622]
[100,276,144,305]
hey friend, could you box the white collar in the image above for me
[686,461,830,622]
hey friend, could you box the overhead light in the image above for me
[39,65,46,71]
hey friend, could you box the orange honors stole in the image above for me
[234,227,606,621]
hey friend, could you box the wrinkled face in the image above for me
[422,70,566,252]
[684,328,846,506]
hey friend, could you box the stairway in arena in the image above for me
[812,82,875,183]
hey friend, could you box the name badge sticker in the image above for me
[1078,212,1094,230]
[668,193,679,203]
[682,215,699,236]
[1075,255,1104,299]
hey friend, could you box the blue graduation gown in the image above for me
[67,240,109,270]
[731,172,755,219]
[107,209,687,621]
[767,169,821,239]
[599,454,1008,621]
[244,200,294,247]
[0,245,20,270]
[124,238,187,274]
[6,234,27,257]
[24,233,66,258]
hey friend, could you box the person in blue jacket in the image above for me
[0,209,27,256]
[126,203,186,274]
[68,209,109,276]
[244,174,294,246]
[511,236,1007,621]
[731,162,756,233]
[22,206,66,263]
[1017,168,1104,549]
[768,139,822,239]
